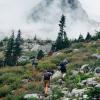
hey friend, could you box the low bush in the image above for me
[37,60,56,71]
[86,87,100,100]
[51,87,64,100]
[0,85,10,97]
[51,54,66,65]
[7,93,25,100]
[27,82,43,93]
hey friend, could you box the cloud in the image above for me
[0,0,100,40]
[79,0,100,21]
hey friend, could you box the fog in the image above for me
[0,0,100,40]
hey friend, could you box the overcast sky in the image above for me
[79,0,100,21]
[0,0,100,38]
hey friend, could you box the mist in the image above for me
[0,0,100,40]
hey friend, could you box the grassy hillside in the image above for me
[0,40,100,100]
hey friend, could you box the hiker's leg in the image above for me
[44,80,48,95]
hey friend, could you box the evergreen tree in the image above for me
[55,14,71,51]
[5,32,15,66]
[59,15,65,35]
[63,31,70,48]
[55,14,68,51]
[51,43,56,52]
[96,31,100,39]
[86,32,92,41]
[37,50,44,60]
[78,34,84,42]
[56,32,64,51]
[13,30,22,65]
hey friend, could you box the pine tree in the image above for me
[56,32,64,51]
[78,34,84,42]
[37,50,44,60]
[13,30,22,65]
[63,31,70,48]
[56,15,66,50]
[96,31,100,39]
[86,32,91,41]
[59,15,65,35]
[5,31,15,66]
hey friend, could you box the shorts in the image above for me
[44,80,50,87]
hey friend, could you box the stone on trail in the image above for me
[95,84,100,88]
[24,94,39,99]
[52,71,62,79]
[95,67,100,76]
[73,49,79,53]
[80,64,89,73]
[92,54,100,59]
[81,77,98,86]
[71,88,86,97]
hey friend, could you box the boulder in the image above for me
[72,70,79,76]
[95,67,100,76]
[24,94,39,99]
[83,95,88,99]
[95,84,100,88]
[92,54,100,59]
[62,97,70,100]
[81,77,98,86]
[52,71,62,79]
[21,79,29,84]
[80,64,89,73]
[71,88,86,97]
[73,49,79,53]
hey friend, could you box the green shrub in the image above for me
[27,82,43,93]
[51,54,66,65]
[51,87,64,100]
[37,60,56,71]
[29,98,39,100]
[72,43,85,49]
[7,93,25,100]
[95,59,100,66]
[63,49,73,54]
[86,87,100,100]
[10,81,21,90]
[79,73,94,81]
[0,73,20,84]
[18,60,29,66]
[0,85,10,97]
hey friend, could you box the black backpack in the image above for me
[44,72,51,80]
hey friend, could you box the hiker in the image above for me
[32,58,38,69]
[32,58,35,69]
[59,59,68,79]
[43,70,52,96]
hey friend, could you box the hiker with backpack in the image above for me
[59,59,68,79]
[32,58,38,69]
[43,70,53,96]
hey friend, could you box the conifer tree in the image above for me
[86,32,91,41]
[96,31,100,39]
[13,30,22,65]
[56,32,64,51]
[63,31,70,48]
[5,31,15,66]
[78,34,84,42]
[55,14,70,51]
[37,50,44,60]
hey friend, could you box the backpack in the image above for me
[44,72,51,80]
[60,62,66,70]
